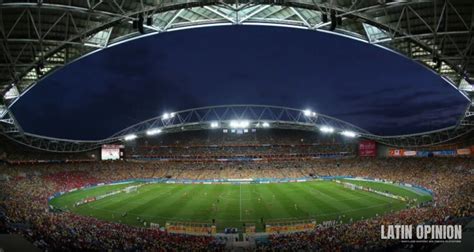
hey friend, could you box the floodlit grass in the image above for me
[50,180,432,232]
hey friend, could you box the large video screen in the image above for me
[101,144,124,160]
[358,140,377,157]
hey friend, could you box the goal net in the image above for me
[124,185,139,193]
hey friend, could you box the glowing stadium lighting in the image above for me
[262,122,270,128]
[229,120,238,128]
[229,120,250,129]
[240,120,250,128]
[124,134,137,141]
[162,112,175,120]
[303,109,316,117]
[320,126,334,133]
[341,130,357,138]
[146,128,162,136]
[210,121,219,128]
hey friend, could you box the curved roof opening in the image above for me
[11,26,469,140]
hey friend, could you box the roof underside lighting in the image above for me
[146,128,162,136]
[341,130,357,138]
[229,120,250,129]
[124,134,137,141]
[320,126,334,133]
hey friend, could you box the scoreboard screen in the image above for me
[101,144,124,160]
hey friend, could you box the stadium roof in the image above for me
[0,0,473,151]
[1,1,473,100]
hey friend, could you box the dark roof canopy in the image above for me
[0,0,472,151]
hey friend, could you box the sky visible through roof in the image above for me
[12,26,469,140]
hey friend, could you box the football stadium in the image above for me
[0,1,473,251]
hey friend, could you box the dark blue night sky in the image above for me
[12,26,469,140]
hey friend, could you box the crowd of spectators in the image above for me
[128,144,355,160]
[257,158,473,251]
[0,157,472,251]
[0,162,225,251]
[127,129,357,160]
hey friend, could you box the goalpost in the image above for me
[334,179,357,190]
[124,185,139,193]
[343,183,357,190]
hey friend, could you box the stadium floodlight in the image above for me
[262,122,270,128]
[210,121,219,128]
[320,126,334,133]
[341,130,357,138]
[124,134,137,141]
[229,120,239,128]
[162,112,175,120]
[146,128,162,136]
[229,120,250,129]
[303,109,316,117]
[240,120,250,128]
[303,109,311,116]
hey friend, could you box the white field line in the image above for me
[239,183,242,221]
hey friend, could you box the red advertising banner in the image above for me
[389,149,404,157]
[470,146,474,156]
[359,140,377,157]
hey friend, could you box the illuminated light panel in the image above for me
[320,126,335,133]
[124,134,138,141]
[229,120,250,128]
[341,130,357,138]
[146,128,162,136]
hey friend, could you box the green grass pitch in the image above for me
[50,180,432,232]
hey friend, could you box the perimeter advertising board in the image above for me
[457,148,471,156]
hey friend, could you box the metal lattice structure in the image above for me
[0,0,473,151]
[1,104,473,152]
[110,104,370,136]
